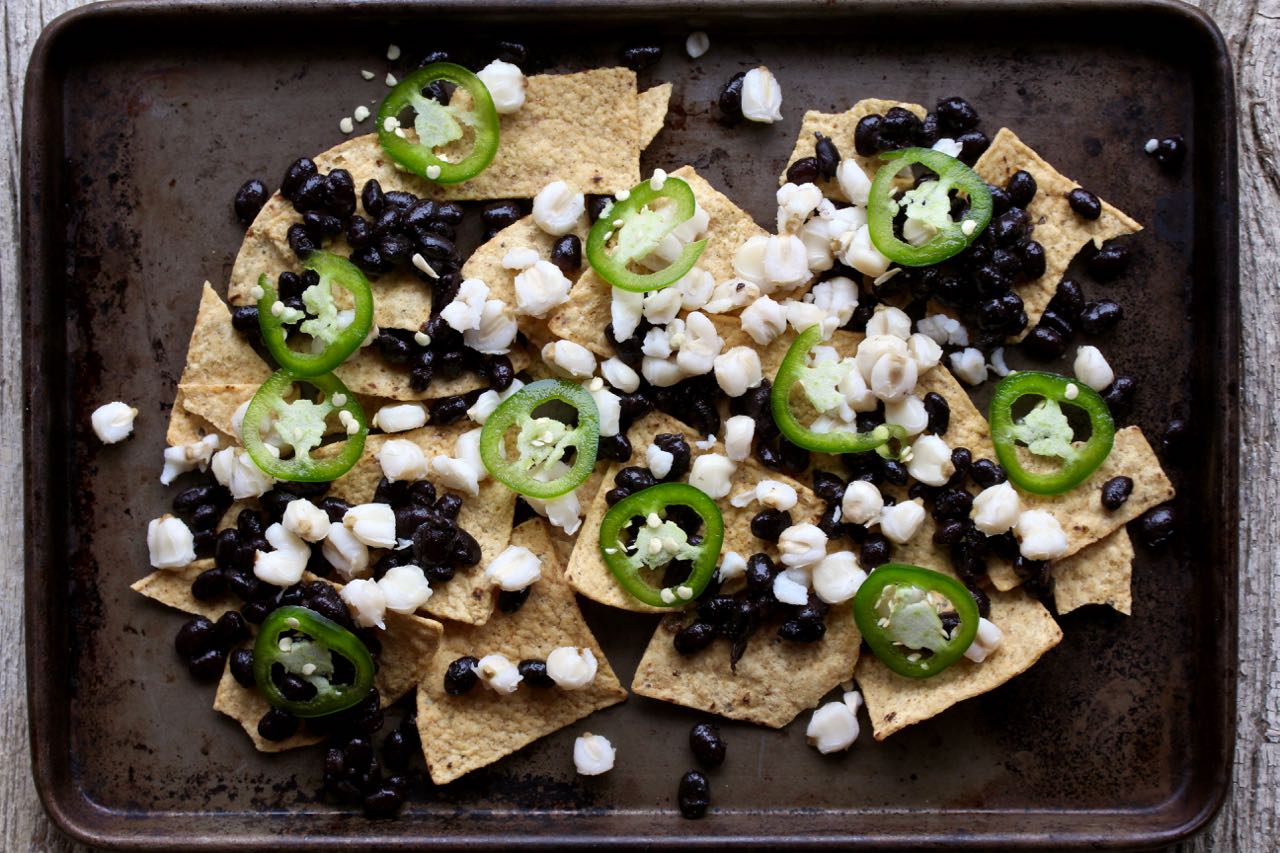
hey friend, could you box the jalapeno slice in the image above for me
[252,605,376,717]
[988,371,1115,495]
[867,147,994,267]
[257,252,374,377]
[478,379,599,499]
[598,483,725,608]
[242,369,368,483]
[376,62,500,183]
[769,325,905,454]
[852,564,979,679]
[585,177,707,292]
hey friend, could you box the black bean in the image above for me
[786,157,820,185]
[717,71,746,122]
[325,169,356,216]
[1136,506,1175,547]
[678,770,711,819]
[518,659,557,688]
[381,729,411,773]
[956,129,990,164]
[586,194,615,223]
[861,533,891,568]
[689,722,726,769]
[778,617,825,643]
[621,45,662,71]
[1087,244,1130,281]
[257,708,299,742]
[877,107,919,147]
[187,648,226,681]
[991,208,1029,247]
[428,395,470,425]
[969,459,1006,489]
[292,172,331,212]
[1048,279,1085,321]
[175,616,216,658]
[1020,241,1047,280]
[286,223,317,257]
[674,621,717,655]
[814,133,840,180]
[1023,325,1067,361]
[1102,375,1136,415]
[423,564,455,585]
[444,656,480,695]
[916,112,940,147]
[616,466,658,493]
[880,458,909,487]
[744,553,778,592]
[228,648,256,688]
[1039,308,1076,339]
[240,600,271,624]
[233,178,269,224]
[750,509,792,542]
[413,522,457,567]
[448,529,481,569]
[551,234,582,276]
[359,178,386,217]
[978,292,1023,331]
[933,518,966,546]
[988,185,1013,215]
[436,493,464,522]
[854,114,883,157]
[597,433,632,463]
[1067,188,1102,220]
[1100,476,1134,511]
[697,595,737,629]
[1162,418,1188,459]
[379,233,413,264]
[497,587,532,614]
[919,391,951,435]
[1154,135,1186,171]
[214,610,250,650]
[1080,300,1123,335]
[481,199,524,231]
[811,471,846,504]
[281,157,317,200]
[279,672,318,702]
[933,488,974,520]
[936,97,980,133]
[1006,170,1037,208]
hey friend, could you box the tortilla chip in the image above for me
[546,165,769,358]
[213,666,325,752]
[332,345,531,402]
[131,560,233,621]
[166,387,224,447]
[324,426,514,625]
[631,605,861,729]
[177,383,260,438]
[780,99,927,201]
[416,518,628,784]
[973,128,1142,340]
[1052,527,1134,615]
[856,585,1063,739]
[639,83,672,149]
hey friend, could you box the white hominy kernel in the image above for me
[574,733,616,775]
[741,66,783,123]
[546,647,597,689]
[339,116,354,134]
[778,523,828,569]
[354,105,370,122]
[687,454,735,499]
[476,654,522,693]
[812,551,866,605]
[879,499,926,544]
[806,692,862,754]
[686,31,710,58]
[146,515,196,569]
[841,481,884,526]
[1073,345,1115,391]
[343,503,398,548]
[906,435,954,486]
[386,44,401,60]
[361,69,375,80]
[723,415,755,462]
[1015,510,1069,560]
[971,481,1021,535]
[378,438,430,482]
[378,565,433,614]
[282,499,331,543]
[601,357,641,394]
[340,578,387,629]
[532,180,586,236]
[91,401,138,444]
[484,545,543,591]
[1145,138,1159,154]
[385,72,398,86]
[963,618,1005,663]
[476,60,527,114]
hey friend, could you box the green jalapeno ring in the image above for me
[769,324,904,454]
[252,605,377,718]
[479,379,600,500]
[376,62,500,184]
[242,369,368,483]
[256,252,375,377]
[598,483,725,608]
[852,564,980,679]
[988,370,1115,496]
[585,177,707,293]
[866,147,994,267]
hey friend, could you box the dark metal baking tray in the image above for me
[22,0,1238,848]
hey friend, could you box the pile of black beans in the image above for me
[603,434,692,506]
[785,132,844,186]
[673,555,831,667]
[170,480,234,558]
[854,97,990,165]
[728,380,812,476]
[678,721,726,820]
[318,690,422,817]
[174,609,251,681]
[376,314,517,395]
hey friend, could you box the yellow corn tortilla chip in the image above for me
[915,365,1173,590]
[973,128,1142,340]
[212,608,442,753]
[780,99,927,201]
[639,83,672,149]
[856,585,1063,740]
[131,560,233,622]
[546,165,769,358]
[631,605,861,729]
[416,518,628,784]
[332,344,531,402]
[1052,527,1134,615]
[166,387,225,447]
[177,382,260,438]
[324,426,514,626]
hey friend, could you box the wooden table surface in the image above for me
[2,0,1275,849]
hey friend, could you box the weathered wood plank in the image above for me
[0,2,1272,851]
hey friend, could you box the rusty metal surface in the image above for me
[22,0,1237,848]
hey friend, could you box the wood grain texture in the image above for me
[0,1,1271,850]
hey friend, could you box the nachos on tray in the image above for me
[100,38,1179,820]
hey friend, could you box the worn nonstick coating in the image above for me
[22,0,1237,848]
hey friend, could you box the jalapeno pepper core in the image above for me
[988,371,1115,495]
[253,605,376,717]
[598,483,725,608]
[377,62,500,184]
[479,379,599,499]
[770,325,905,454]
[867,147,994,267]
[242,369,368,483]
[585,177,707,292]
[853,564,979,679]
[257,252,374,377]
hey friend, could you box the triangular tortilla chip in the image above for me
[178,382,260,438]
[973,128,1142,340]
[631,605,861,729]
[546,165,770,358]
[166,387,224,447]
[416,518,627,784]
[180,283,274,386]
[780,99,927,201]
[639,83,672,149]
[131,560,232,621]
[324,426,515,626]
[1052,527,1133,615]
